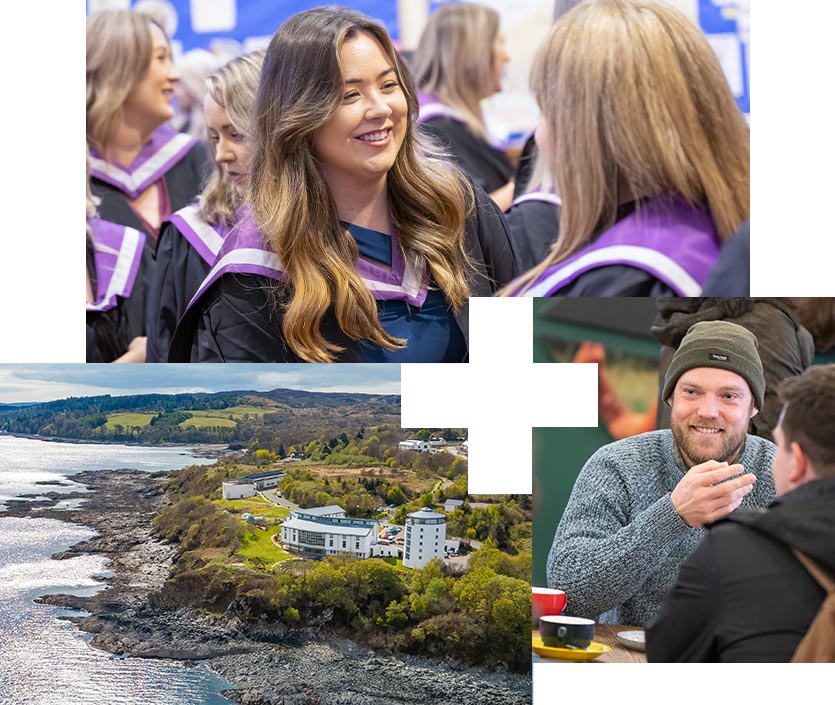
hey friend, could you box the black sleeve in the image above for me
[512,134,538,198]
[645,534,721,662]
[194,274,301,362]
[145,223,211,363]
[504,201,560,271]
[701,222,750,296]
[465,180,520,294]
[555,265,677,297]
[120,244,153,340]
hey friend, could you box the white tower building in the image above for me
[402,507,446,569]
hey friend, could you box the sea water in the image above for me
[0,436,235,705]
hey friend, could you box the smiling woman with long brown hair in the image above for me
[169,6,518,363]
[503,0,749,298]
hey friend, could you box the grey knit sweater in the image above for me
[546,430,776,627]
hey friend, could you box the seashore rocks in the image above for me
[19,468,531,705]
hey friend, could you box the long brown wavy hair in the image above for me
[249,7,473,362]
[504,0,750,295]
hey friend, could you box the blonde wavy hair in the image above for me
[506,0,750,295]
[250,7,473,363]
[411,3,500,141]
[198,50,265,227]
[86,9,163,154]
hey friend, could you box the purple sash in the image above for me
[509,189,562,209]
[513,198,721,297]
[89,125,198,199]
[417,92,507,151]
[87,218,145,312]
[166,204,229,266]
[185,207,431,315]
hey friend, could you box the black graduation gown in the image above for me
[85,238,133,362]
[701,221,751,296]
[512,134,538,199]
[419,116,514,195]
[504,199,560,271]
[169,179,519,363]
[90,141,211,339]
[145,218,217,363]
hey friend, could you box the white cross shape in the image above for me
[402,298,598,494]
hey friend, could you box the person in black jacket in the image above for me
[145,50,264,363]
[647,364,835,662]
[502,0,749,297]
[169,7,518,363]
[411,3,515,210]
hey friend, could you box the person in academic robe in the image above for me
[410,3,516,211]
[169,6,518,363]
[145,51,264,363]
[86,9,210,340]
[502,0,750,298]
[503,138,561,270]
[86,162,146,363]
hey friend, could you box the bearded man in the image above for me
[546,321,777,626]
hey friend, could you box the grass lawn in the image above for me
[378,556,410,572]
[188,405,277,420]
[105,412,155,429]
[180,416,237,429]
[214,496,290,520]
[237,526,294,567]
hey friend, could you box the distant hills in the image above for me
[0,388,400,446]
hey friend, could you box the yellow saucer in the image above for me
[532,636,611,661]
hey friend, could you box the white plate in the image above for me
[616,630,646,652]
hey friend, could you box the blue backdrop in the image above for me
[88,1,399,48]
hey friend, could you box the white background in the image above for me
[0,1,830,698]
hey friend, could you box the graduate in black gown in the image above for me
[145,51,264,363]
[86,158,146,363]
[169,7,518,363]
[411,3,516,211]
[502,0,750,298]
[86,10,210,342]
[503,137,562,270]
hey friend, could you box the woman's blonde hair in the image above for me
[198,50,265,227]
[507,0,750,294]
[411,3,500,140]
[250,6,473,363]
[86,9,162,153]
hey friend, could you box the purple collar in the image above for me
[89,125,198,199]
[515,197,721,296]
[165,204,229,266]
[186,207,431,314]
[87,218,146,312]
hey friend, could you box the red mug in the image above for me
[532,587,567,628]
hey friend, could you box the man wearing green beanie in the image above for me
[547,320,777,627]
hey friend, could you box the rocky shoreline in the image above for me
[7,469,532,705]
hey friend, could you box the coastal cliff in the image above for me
[9,469,531,705]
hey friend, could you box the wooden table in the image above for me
[533,625,647,663]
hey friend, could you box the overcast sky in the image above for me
[0,365,400,403]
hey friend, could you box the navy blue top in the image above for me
[348,223,466,362]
